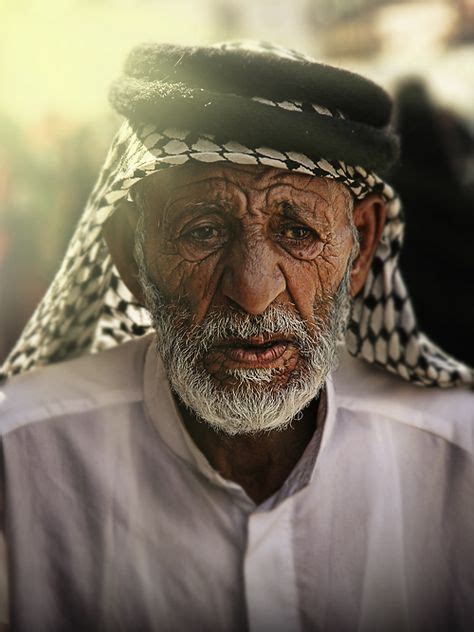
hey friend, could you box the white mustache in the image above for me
[184,305,318,355]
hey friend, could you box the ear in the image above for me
[350,193,387,297]
[102,201,146,305]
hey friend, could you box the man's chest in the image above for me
[3,405,472,632]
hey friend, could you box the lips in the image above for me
[212,336,293,366]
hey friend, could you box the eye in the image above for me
[179,220,228,260]
[188,225,220,241]
[279,225,313,241]
[273,220,323,260]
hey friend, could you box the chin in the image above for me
[169,359,327,436]
[205,364,298,391]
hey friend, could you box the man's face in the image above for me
[132,163,357,434]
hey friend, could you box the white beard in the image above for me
[139,277,350,437]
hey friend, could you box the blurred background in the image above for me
[1,0,473,366]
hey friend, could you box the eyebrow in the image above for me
[180,201,227,216]
[164,200,229,226]
[278,200,318,224]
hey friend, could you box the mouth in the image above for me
[212,336,293,366]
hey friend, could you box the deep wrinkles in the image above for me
[134,169,359,324]
[132,192,357,435]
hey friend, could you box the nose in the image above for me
[220,241,286,315]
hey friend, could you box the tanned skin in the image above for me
[104,163,386,503]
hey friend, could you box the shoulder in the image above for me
[332,347,474,453]
[0,335,154,436]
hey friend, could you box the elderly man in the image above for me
[0,42,473,632]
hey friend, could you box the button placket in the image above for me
[244,499,301,632]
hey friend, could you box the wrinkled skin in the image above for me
[105,163,386,502]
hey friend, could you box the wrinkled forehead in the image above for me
[131,161,354,209]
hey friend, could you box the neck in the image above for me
[176,396,321,504]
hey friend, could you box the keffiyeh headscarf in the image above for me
[2,42,472,387]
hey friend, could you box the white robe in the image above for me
[0,334,473,631]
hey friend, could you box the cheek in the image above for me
[283,239,351,322]
[150,250,223,315]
